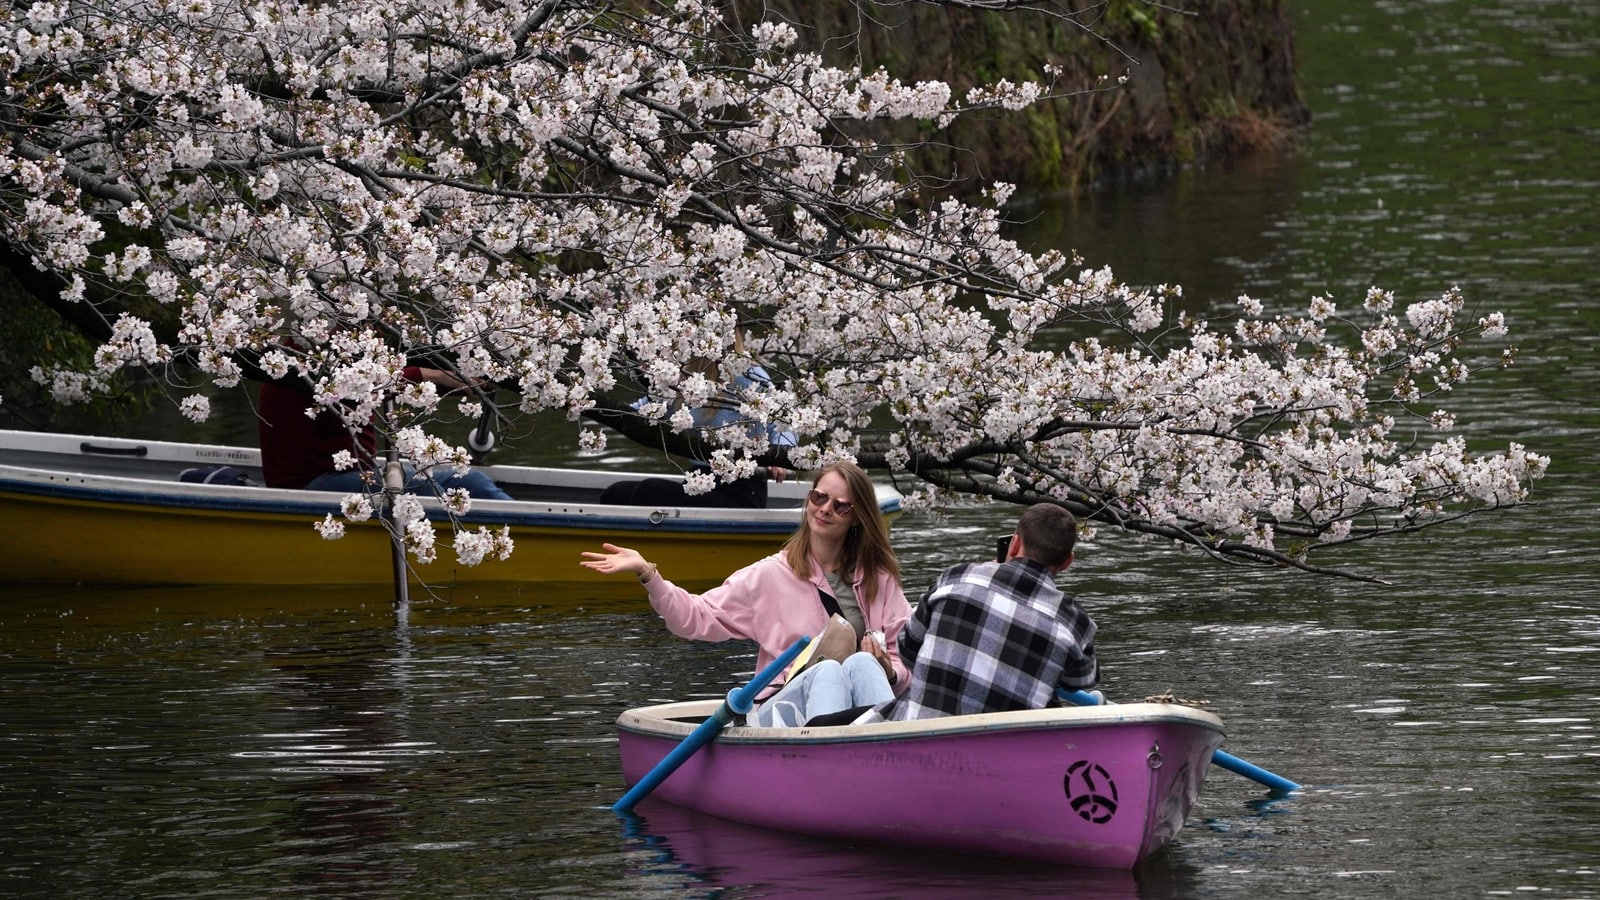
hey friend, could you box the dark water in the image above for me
[4,0,1599,896]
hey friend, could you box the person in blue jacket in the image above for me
[601,354,796,509]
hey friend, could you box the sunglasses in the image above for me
[806,489,855,517]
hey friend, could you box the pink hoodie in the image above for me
[644,551,911,693]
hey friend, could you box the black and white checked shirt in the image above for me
[871,558,1098,722]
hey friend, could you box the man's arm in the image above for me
[1057,642,1099,690]
[1055,603,1100,690]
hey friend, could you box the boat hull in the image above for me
[616,700,1226,869]
[0,487,793,586]
[0,429,900,587]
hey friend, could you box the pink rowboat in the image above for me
[615,699,1227,869]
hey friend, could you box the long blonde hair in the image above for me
[781,461,901,607]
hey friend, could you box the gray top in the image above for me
[824,569,865,639]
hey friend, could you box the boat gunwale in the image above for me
[0,428,802,489]
[617,699,1226,747]
[0,471,808,532]
[0,429,901,530]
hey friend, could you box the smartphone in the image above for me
[995,535,1010,562]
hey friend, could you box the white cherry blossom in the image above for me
[0,0,1547,580]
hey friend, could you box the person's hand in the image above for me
[418,367,486,394]
[768,466,789,483]
[579,542,652,579]
[861,631,893,681]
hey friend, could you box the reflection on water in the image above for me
[617,799,1170,898]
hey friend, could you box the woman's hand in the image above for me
[580,542,651,579]
[861,631,894,682]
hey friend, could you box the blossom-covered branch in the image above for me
[0,0,1545,578]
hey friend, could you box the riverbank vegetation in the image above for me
[734,0,1309,192]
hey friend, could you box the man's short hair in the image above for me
[1015,503,1076,567]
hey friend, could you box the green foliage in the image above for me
[737,0,1308,194]
[0,276,85,427]
[0,273,153,429]
[1107,0,1166,46]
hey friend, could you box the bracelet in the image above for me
[638,562,659,584]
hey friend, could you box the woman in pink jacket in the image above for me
[581,461,911,726]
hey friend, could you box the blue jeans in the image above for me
[750,652,895,727]
[305,464,512,501]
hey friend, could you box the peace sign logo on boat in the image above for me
[1063,759,1119,824]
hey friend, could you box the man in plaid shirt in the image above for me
[865,503,1097,722]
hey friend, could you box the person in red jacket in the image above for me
[257,366,511,500]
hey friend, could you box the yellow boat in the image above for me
[0,429,902,588]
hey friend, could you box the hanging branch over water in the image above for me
[0,0,1546,579]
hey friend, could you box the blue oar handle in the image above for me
[1059,689,1301,794]
[613,637,811,812]
[1209,748,1301,793]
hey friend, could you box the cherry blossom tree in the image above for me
[0,0,1546,580]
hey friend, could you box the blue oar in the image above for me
[613,637,811,813]
[1059,689,1301,794]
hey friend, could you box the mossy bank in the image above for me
[730,0,1309,193]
